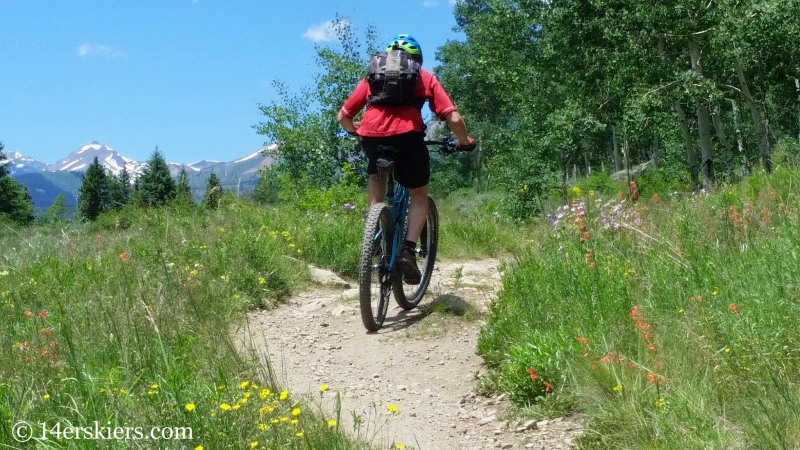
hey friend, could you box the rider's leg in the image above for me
[367,173,387,208]
[405,184,429,243]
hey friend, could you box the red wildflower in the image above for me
[39,310,47,318]
[544,382,552,393]
[24,310,33,317]
[647,373,660,384]
[527,367,540,382]
[41,349,48,356]
[629,306,641,318]
[41,327,53,335]
[652,193,660,203]
[119,252,127,262]
[575,336,589,346]
[629,181,639,201]
[728,304,739,314]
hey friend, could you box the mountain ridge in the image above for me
[5,141,276,210]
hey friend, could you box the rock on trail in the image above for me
[238,259,583,449]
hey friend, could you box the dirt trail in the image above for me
[238,259,583,450]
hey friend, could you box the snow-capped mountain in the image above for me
[49,142,146,176]
[184,160,222,172]
[2,151,49,174]
[7,141,275,209]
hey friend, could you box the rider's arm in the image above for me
[338,110,357,135]
[443,111,472,147]
[339,80,370,135]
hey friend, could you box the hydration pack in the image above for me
[366,50,422,106]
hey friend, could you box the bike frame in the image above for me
[384,174,409,274]
[373,140,453,279]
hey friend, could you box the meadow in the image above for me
[477,166,800,449]
[1,166,798,449]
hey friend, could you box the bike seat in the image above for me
[375,145,399,174]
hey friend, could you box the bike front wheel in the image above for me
[393,196,439,310]
[359,203,393,331]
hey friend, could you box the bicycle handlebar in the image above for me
[423,139,471,155]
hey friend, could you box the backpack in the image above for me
[365,50,422,107]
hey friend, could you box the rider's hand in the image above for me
[458,138,476,152]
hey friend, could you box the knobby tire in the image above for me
[393,196,438,310]
[359,204,393,331]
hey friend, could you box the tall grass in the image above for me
[0,203,360,449]
[477,167,800,449]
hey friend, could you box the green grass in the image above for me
[0,202,361,449]
[0,181,523,449]
[476,167,800,449]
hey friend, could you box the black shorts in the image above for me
[360,132,430,189]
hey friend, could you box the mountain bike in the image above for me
[358,139,464,331]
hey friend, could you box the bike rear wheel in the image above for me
[393,196,438,310]
[359,203,393,331]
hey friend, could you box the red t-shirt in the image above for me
[340,68,457,138]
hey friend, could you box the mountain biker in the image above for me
[338,34,476,285]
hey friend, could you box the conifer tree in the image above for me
[0,142,35,225]
[77,157,108,221]
[175,166,194,205]
[105,169,128,210]
[119,166,131,202]
[203,172,222,209]
[136,148,176,207]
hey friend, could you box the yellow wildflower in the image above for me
[258,277,266,285]
[220,403,232,411]
[328,419,337,427]
[258,423,267,431]
[387,404,399,414]
[250,441,258,448]
[240,381,250,390]
[291,419,298,425]
[43,393,50,400]
[185,403,196,412]
[259,389,271,399]
[292,408,301,416]
[279,390,289,400]
[295,431,303,437]
[195,446,204,450]
[282,231,290,237]
[319,385,329,392]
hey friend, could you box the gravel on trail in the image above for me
[238,259,584,450]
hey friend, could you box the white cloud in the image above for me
[423,0,438,6]
[303,20,350,42]
[77,42,125,59]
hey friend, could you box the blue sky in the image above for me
[0,0,463,164]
